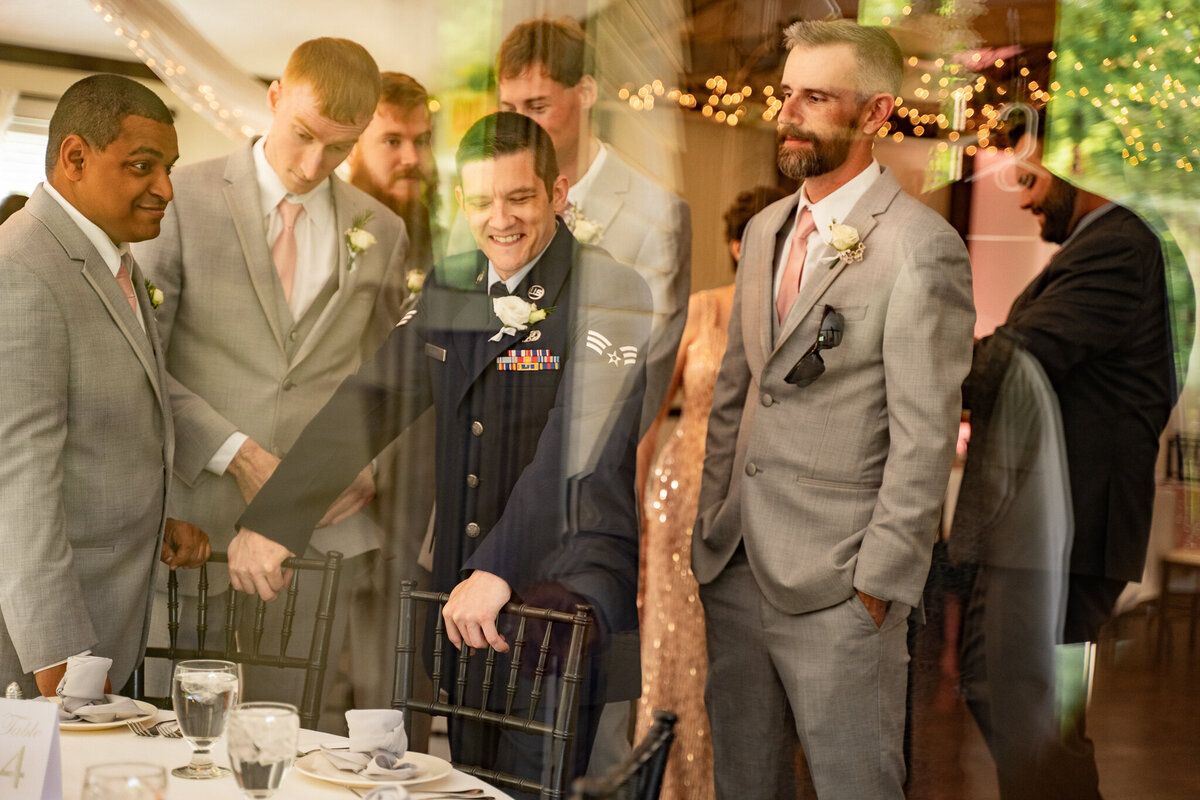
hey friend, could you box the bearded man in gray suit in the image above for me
[133,39,409,729]
[0,74,208,698]
[694,21,975,799]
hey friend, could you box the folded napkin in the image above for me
[362,786,410,800]
[321,709,418,781]
[53,655,144,723]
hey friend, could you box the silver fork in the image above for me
[125,719,158,737]
[155,720,183,738]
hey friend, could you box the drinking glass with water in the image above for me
[81,762,167,799]
[170,659,239,779]
[226,702,300,798]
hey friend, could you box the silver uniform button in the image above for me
[471,420,484,437]
[466,474,480,488]
[465,522,481,538]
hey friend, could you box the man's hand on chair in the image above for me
[228,528,294,601]
[160,518,211,570]
[443,570,512,653]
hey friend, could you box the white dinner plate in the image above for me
[51,697,159,731]
[294,750,454,789]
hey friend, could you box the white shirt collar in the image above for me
[41,181,129,276]
[252,136,333,230]
[1061,201,1118,248]
[486,220,560,293]
[795,159,883,243]
[566,141,608,206]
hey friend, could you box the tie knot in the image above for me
[278,200,303,228]
[795,207,817,241]
[489,281,511,299]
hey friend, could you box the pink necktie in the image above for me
[272,200,303,302]
[116,254,139,316]
[776,207,817,324]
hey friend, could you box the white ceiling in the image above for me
[0,0,594,88]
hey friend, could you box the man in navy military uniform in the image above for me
[231,111,652,788]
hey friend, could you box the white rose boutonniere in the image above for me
[345,211,377,270]
[490,296,553,342]
[143,278,163,309]
[828,220,865,266]
[406,269,426,294]
[563,202,603,245]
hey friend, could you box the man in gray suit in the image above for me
[495,16,691,773]
[133,39,410,729]
[694,21,974,799]
[0,74,204,696]
[496,16,690,434]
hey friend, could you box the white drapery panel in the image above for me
[0,88,20,145]
[85,0,270,140]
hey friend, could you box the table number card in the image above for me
[0,699,61,800]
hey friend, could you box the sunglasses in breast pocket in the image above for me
[784,305,845,387]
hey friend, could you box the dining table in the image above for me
[59,710,513,799]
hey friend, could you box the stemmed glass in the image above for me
[81,762,167,799]
[170,659,239,779]
[226,702,300,798]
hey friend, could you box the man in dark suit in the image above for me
[966,129,1180,798]
[231,111,652,788]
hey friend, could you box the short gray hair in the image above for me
[782,19,903,98]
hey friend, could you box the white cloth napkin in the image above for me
[53,655,144,723]
[321,709,418,781]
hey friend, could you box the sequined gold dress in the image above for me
[636,291,725,800]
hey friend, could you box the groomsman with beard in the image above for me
[694,20,974,799]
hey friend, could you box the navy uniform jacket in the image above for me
[999,204,1176,584]
[239,220,652,699]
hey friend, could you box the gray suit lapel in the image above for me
[223,143,289,351]
[292,178,357,366]
[577,154,627,241]
[31,188,166,405]
[772,169,901,354]
[78,254,164,405]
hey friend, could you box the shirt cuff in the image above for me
[37,650,91,673]
[206,432,249,476]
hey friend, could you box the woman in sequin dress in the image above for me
[636,286,729,800]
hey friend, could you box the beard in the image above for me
[1034,178,1078,244]
[776,123,854,181]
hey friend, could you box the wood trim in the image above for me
[0,43,159,81]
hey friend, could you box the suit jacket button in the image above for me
[745,462,758,476]
[761,393,773,407]
[288,330,298,342]
[471,420,484,437]
[466,474,480,488]
[465,522,481,538]
[282,379,295,391]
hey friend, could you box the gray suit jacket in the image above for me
[133,140,409,581]
[0,187,173,693]
[578,150,691,430]
[693,168,975,612]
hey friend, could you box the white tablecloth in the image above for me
[60,713,511,799]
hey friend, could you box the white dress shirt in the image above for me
[774,160,883,302]
[252,136,339,319]
[42,182,144,332]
